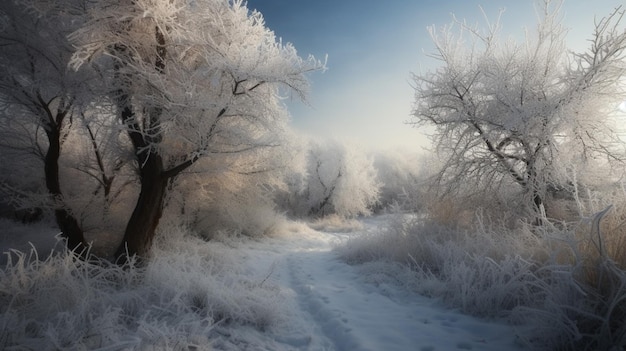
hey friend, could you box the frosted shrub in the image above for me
[576,190,626,271]
[149,224,286,327]
[207,192,288,238]
[0,224,288,350]
[340,215,545,315]
[299,139,381,218]
[161,169,290,239]
[511,207,626,350]
[338,209,626,350]
[0,249,146,350]
[371,150,425,213]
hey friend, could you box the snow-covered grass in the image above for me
[4,206,624,350]
[0,214,529,351]
[337,209,626,350]
[0,222,289,350]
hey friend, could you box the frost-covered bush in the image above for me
[509,207,626,350]
[338,209,626,350]
[0,224,289,350]
[163,152,292,238]
[371,150,424,213]
[339,214,544,316]
[284,139,380,218]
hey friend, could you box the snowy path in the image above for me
[212,224,525,351]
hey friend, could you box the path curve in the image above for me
[212,222,525,351]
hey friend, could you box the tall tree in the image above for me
[69,0,324,258]
[411,1,626,218]
[0,1,91,250]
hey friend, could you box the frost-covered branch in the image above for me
[412,1,626,216]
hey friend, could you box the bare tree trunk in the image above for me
[44,126,87,252]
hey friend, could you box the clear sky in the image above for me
[246,0,624,151]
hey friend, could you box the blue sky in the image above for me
[246,0,624,150]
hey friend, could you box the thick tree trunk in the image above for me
[113,26,175,261]
[44,128,87,252]
[114,153,168,260]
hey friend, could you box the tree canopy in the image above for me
[412,0,626,217]
[0,0,325,259]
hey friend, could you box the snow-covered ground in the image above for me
[211,221,525,351]
[0,217,525,350]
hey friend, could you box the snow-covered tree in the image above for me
[69,0,324,258]
[411,1,626,218]
[372,150,424,212]
[0,0,94,250]
[303,139,380,218]
[163,129,303,238]
[57,106,137,235]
